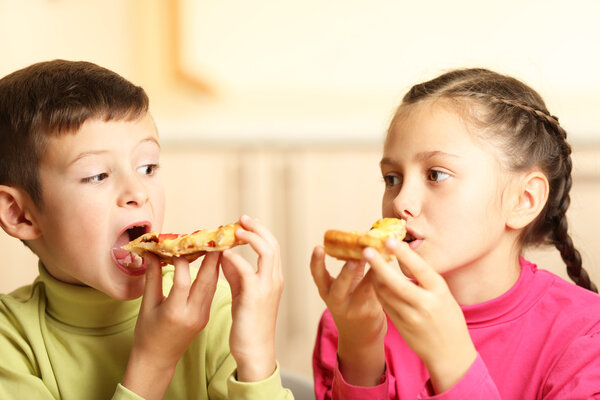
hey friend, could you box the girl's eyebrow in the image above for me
[380,151,460,167]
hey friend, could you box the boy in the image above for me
[0,60,292,399]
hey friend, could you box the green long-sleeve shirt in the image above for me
[0,263,293,399]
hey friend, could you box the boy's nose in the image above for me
[118,175,149,207]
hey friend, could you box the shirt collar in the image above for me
[462,258,553,326]
[38,262,141,329]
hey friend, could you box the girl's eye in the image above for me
[82,173,108,183]
[137,164,159,176]
[427,169,450,183]
[383,174,401,188]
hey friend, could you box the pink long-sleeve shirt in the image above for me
[313,259,600,399]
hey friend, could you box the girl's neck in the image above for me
[443,243,522,306]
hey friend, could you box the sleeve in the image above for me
[203,280,293,400]
[312,310,389,400]
[0,299,59,399]
[0,297,140,400]
[417,355,501,400]
[541,330,600,399]
[112,384,146,400]
[227,363,294,400]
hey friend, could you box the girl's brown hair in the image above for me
[0,59,149,207]
[392,68,597,293]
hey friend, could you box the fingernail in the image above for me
[363,247,376,260]
[386,238,399,249]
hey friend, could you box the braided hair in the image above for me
[392,68,597,293]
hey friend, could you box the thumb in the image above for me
[141,254,164,312]
[220,250,243,296]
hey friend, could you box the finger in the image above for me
[238,214,278,248]
[363,246,421,302]
[310,246,333,298]
[234,228,275,275]
[141,254,164,311]
[221,249,253,294]
[352,268,379,303]
[165,256,192,305]
[385,239,441,289]
[329,259,367,303]
[188,252,220,308]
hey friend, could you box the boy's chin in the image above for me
[109,285,145,302]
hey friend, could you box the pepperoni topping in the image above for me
[158,233,180,241]
[207,240,216,247]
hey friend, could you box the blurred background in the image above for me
[1,0,600,384]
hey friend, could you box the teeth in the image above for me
[112,247,144,269]
[131,253,143,268]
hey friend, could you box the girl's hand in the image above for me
[220,215,284,382]
[365,239,477,394]
[310,246,387,386]
[122,252,220,399]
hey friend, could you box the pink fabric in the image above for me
[313,259,600,399]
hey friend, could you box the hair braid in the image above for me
[549,154,598,292]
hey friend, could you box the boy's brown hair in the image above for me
[0,59,149,206]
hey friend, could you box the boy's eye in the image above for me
[383,174,401,188]
[137,164,159,176]
[82,173,108,183]
[427,169,450,183]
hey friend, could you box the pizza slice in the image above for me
[324,217,406,261]
[121,222,245,266]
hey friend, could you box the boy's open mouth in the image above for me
[112,223,151,273]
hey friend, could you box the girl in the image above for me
[311,68,600,399]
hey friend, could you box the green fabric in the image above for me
[0,263,293,399]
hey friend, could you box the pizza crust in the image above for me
[122,222,245,265]
[324,218,406,261]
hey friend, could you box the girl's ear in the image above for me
[0,185,41,240]
[506,171,549,230]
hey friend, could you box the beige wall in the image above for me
[1,0,600,380]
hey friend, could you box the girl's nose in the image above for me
[392,186,421,219]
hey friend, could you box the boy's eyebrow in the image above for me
[380,151,460,167]
[68,137,160,166]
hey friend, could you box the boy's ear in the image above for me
[506,171,549,230]
[0,185,41,240]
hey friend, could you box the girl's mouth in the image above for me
[403,229,422,250]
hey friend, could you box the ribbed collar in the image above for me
[462,258,553,327]
[38,263,141,330]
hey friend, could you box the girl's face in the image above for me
[381,100,519,284]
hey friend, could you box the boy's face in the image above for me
[29,113,165,300]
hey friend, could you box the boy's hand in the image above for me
[220,215,284,382]
[310,246,387,387]
[365,239,477,394]
[122,252,220,400]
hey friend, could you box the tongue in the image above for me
[112,248,143,269]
